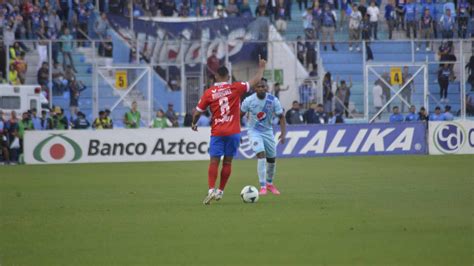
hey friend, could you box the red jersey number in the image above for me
[216,96,232,124]
[196,82,249,136]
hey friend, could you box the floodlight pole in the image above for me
[460,41,466,119]
[362,40,368,122]
[92,40,98,119]
[130,0,134,36]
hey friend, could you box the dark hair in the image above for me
[420,107,426,111]
[445,105,451,111]
[292,100,299,104]
[217,66,229,78]
[435,106,441,110]
[324,72,332,81]
[99,111,105,115]
[317,103,324,108]
[392,106,399,110]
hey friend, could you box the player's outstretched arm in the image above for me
[248,55,267,88]
[191,110,202,131]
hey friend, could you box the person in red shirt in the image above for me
[192,56,267,205]
[207,49,220,78]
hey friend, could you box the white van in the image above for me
[0,85,46,117]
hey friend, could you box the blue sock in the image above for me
[257,158,266,187]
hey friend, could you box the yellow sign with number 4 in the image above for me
[390,67,402,85]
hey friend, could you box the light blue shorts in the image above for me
[248,130,276,158]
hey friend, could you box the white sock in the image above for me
[257,158,267,187]
[266,162,276,184]
[208,188,215,195]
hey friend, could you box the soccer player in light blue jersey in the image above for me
[241,79,287,195]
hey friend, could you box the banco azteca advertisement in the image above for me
[24,128,211,164]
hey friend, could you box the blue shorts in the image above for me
[248,130,276,158]
[209,133,241,157]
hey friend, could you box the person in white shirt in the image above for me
[373,81,384,120]
[348,3,362,51]
[302,7,313,33]
[213,5,228,18]
[366,0,380,40]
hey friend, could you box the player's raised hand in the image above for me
[278,133,285,145]
[258,54,266,69]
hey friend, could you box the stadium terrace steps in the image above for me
[24,52,92,85]
[321,41,462,114]
[21,43,142,122]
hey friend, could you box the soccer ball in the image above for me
[240,185,259,203]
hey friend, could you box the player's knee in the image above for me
[256,152,266,159]
[266,157,275,163]
[210,157,221,164]
[222,156,233,164]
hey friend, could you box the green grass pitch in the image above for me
[1,155,472,265]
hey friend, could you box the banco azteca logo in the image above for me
[33,134,82,162]
[433,122,466,154]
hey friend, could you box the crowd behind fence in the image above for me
[1,38,472,114]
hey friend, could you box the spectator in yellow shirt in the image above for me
[9,64,20,85]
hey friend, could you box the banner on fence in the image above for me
[24,128,211,164]
[237,122,427,159]
[24,122,427,164]
[428,121,474,155]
